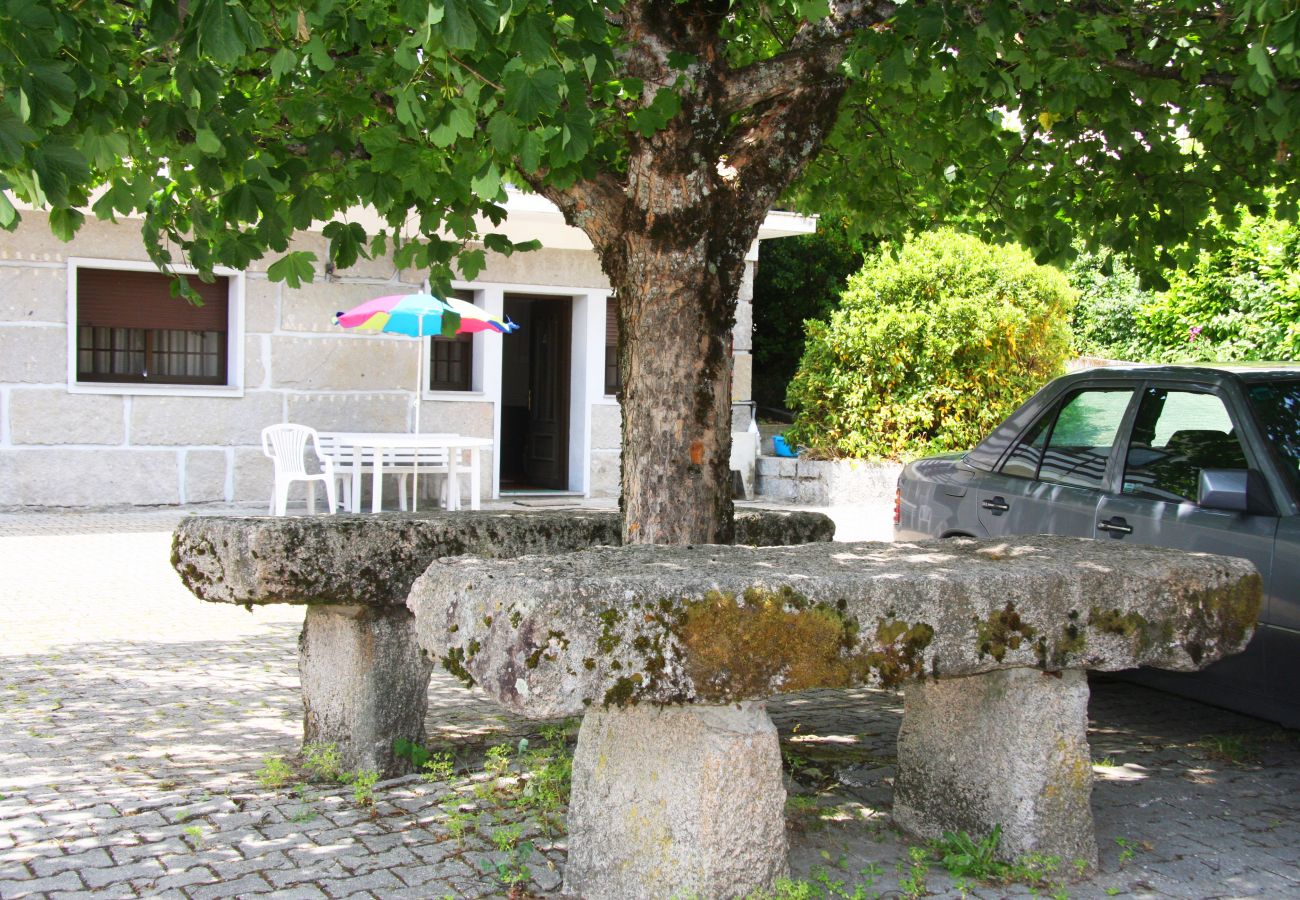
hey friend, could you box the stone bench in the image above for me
[405,537,1260,900]
[170,510,834,777]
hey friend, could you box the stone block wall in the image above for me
[755,457,903,507]
[0,211,761,508]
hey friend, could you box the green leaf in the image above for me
[518,129,544,172]
[0,106,36,165]
[0,191,17,230]
[195,128,222,154]
[323,221,368,271]
[266,251,318,288]
[457,248,487,280]
[486,112,521,152]
[511,15,552,64]
[470,162,502,200]
[304,35,335,71]
[30,142,88,206]
[440,310,463,337]
[269,47,297,80]
[502,67,563,119]
[48,207,84,241]
[441,0,479,51]
[195,0,246,65]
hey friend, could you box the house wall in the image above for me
[0,212,760,508]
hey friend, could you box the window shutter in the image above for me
[78,269,228,331]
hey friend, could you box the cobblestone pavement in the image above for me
[1,504,1297,899]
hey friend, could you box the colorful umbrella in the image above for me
[333,292,517,511]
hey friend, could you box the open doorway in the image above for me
[500,294,572,491]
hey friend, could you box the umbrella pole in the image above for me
[413,319,421,512]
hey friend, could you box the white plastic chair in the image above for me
[261,424,338,516]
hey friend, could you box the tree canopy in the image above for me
[4,1,1299,286]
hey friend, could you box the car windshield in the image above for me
[1246,380,1300,495]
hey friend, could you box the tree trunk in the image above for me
[529,0,851,546]
[607,227,746,546]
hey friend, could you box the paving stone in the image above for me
[81,859,165,888]
[317,870,405,896]
[188,872,274,898]
[148,865,221,892]
[0,870,86,896]
[30,848,112,877]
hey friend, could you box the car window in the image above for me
[1122,388,1247,503]
[999,388,1131,486]
[1246,380,1300,495]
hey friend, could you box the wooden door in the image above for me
[524,298,570,489]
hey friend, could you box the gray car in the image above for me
[895,364,1300,727]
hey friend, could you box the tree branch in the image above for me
[518,169,629,253]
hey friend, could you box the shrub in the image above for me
[1135,209,1300,361]
[786,230,1076,459]
[1067,207,1300,363]
[1067,250,1153,361]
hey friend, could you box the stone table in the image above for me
[406,536,1260,900]
[171,509,834,777]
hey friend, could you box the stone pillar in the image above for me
[298,605,434,778]
[564,702,788,900]
[893,668,1099,869]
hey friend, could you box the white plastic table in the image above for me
[319,432,494,513]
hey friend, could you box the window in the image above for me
[1247,380,1300,494]
[428,290,475,392]
[999,389,1132,488]
[1122,388,1247,503]
[604,296,621,395]
[73,266,234,386]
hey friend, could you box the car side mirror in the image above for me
[1198,468,1275,515]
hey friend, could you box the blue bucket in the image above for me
[772,435,797,458]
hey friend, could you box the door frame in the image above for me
[464,283,609,496]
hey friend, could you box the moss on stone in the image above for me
[974,602,1036,662]
[677,588,851,702]
[602,674,643,707]
[441,647,475,687]
[1183,572,1263,653]
[860,618,935,688]
[596,607,624,654]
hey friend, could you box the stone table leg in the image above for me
[298,604,434,778]
[564,702,788,900]
[893,668,1099,869]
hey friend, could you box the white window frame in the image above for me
[66,257,246,398]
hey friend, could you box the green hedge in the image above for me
[786,230,1076,459]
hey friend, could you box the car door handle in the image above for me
[1097,516,1133,536]
[981,496,1010,513]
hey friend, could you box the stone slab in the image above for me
[269,335,416,391]
[0,326,66,383]
[130,392,283,446]
[894,668,1099,866]
[565,702,787,899]
[299,605,434,778]
[0,448,180,506]
[406,537,1260,718]
[171,510,835,608]
[184,450,229,504]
